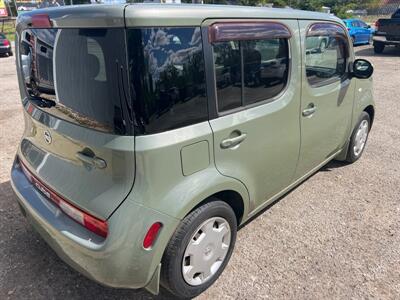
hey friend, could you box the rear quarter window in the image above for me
[126,27,208,135]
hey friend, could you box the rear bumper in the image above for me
[10,158,179,292]
[373,35,400,45]
[0,45,12,54]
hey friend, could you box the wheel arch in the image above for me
[336,103,375,162]
[364,105,375,128]
[189,190,245,226]
[141,168,251,228]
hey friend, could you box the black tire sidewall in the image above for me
[374,43,384,53]
[347,112,370,163]
[161,201,237,299]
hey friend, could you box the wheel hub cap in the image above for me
[182,217,231,286]
[353,119,369,156]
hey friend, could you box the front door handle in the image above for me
[302,104,317,117]
[220,133,247,149]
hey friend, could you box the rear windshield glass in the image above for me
[19,28,131,135]
[126,27,208,135]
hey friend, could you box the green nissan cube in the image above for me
[11,4,375,298]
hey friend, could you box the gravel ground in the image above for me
[0,45,400,300]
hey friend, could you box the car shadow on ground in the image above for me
[355,45,400,57]
[0,180,174,300]
[320,160,348,171]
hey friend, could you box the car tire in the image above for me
[161,200,237,299]
[373,42,385,54]
[346,112,371,163]
[8,51,13,56]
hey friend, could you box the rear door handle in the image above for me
[76,152,107,169]
[220,133,247,149]
[302,104,317,117]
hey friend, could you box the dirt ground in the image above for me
[0,45,399,300]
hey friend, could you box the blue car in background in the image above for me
[343,19,375,45]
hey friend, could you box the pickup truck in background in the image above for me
[373,8,400,53]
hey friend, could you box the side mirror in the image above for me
[351,59,374,79]
[366,25,371,29]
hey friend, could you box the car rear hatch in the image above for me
[15,6,135,220]
[378,18,400,41]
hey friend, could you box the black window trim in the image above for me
[205,21,292,117]
[305,21,352,89]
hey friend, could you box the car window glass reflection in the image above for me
[127,27,208,135]
[19,28,128,134]
[305,24,349,87]
[213,41,242,111]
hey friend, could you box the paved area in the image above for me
[1,45,400,300]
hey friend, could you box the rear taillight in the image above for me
[3,39,9,46]
[143,222,163,249]
[19,159,108,238]
[374,20,380,31]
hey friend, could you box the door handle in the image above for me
[76,152,107,169]
[220,133,247,149]
[302,104,317,117]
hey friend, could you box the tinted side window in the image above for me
[242,39,289,105]
[127,27,207,135]
[213,38,289,112]
[305,23,349,87]
[214,41,242,111]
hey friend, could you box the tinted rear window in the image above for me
[19,28,131,134]
[126,27,208,135]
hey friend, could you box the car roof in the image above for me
[344,18,365,22]
[17,3,342,28]
[125,4,341,27]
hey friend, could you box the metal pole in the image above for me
[5,0,13,17]
[12,0,17,15]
